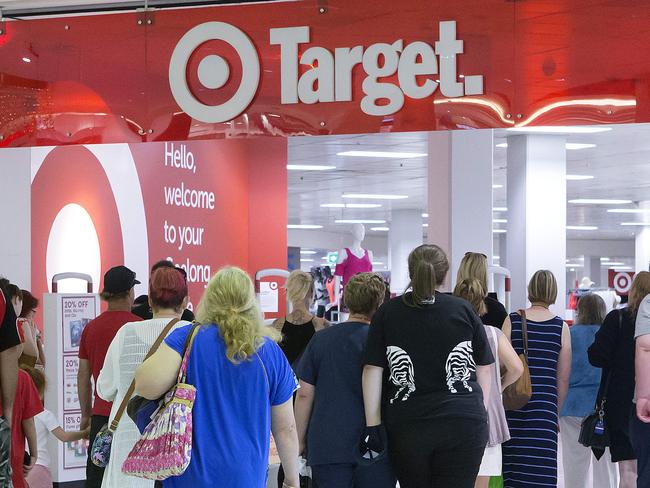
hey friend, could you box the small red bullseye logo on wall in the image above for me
[609,269,635,295]
[169,22,261,123]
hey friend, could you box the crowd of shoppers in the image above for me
[2,246,650,488]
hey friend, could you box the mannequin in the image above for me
[333,223,373,308]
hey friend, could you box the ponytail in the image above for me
[405,244,449,307]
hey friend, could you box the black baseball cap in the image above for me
[102,266,140,295]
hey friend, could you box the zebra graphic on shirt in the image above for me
[386,346,416,403]
[445,341,476,393]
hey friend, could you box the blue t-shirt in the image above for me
[162,324,297,488]
[561,324,601,417]
[296,321,369,466]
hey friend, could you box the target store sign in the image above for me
[608,269,636,295]
[169,20,483,123]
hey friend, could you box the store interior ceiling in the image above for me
[288,123,650,273]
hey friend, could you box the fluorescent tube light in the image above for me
[372,262,384,266]
[506,126,612,134]
[493,207,508,212]
[422,223,429,227]
[495,143,508,148]
[493,229,507,234]
[566,225,598,230]
[565,143,596,150]
[621,222,650,226]
[611,266,633,270]
[287,165,336,171]
[493,219,508,224]
[566,263,584,267]
[300,258,314,262]
[300,250,317,255]
[345,203,382,208]
[569,199,633,205]
[566,174,595,181]
[493,184,504,189]
[342,194,408,200]
[371,227,390,231]
[603,262,625,266]
[320,203,345,208]
[335,219,386,224]
[337,151,427,158]
[422,213,429,218]
[608,208,650,214]
[287,224,323,229]
[600,257,610,261]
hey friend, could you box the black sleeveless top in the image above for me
[280,319,316,366]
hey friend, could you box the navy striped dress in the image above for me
[503,312,563,487]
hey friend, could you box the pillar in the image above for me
[507,135,567,316]
[0,148,31,288]
[427,130,494,290]
[583,255,602,287]
[636,201,650,273]
[389,210,423,294]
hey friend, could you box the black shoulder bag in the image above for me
[578,310,622,457]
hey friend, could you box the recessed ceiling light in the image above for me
[337,151,427,158]
[565,143,596,150]
[345,203,383,209]
[493,218,508,223]
[493,184,504,189]
[493,207,508,212]
[342,194,408,200]
[566,174,595,181]
[287,224,323,229]
[506,126,612,134]
[371,227,390,231]
[566,225,598,230]
[621,222,650,226]
[569,199,633,205]
[300,250,317,255]
[335,219,386,224]
[603,262,625,266]
[287,165,336,171]
[300,258,314,262]
[493,229,507,234]
[608,208,650,214]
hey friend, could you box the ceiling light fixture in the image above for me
[320,203,346,208]
[566,263,584,267]
[422,213,429,218]
[370,227,390,231]
[506,126,612,134]
[493,184,504,189]
[611,266,633,270]
[493,229,507,234]
[287,164,336,171]
[569,199,633,205]
[372,262,384,266]
[300,258,314,262]
[608,208,650,214]
[565,143,597,150]
[495,143,508,148]
[493,218,508,224]
[300,250,317,255]
[603,262,625,266]
[335,219,386,224]
[337,151,427,158]
[493,207,508,212]
[287,224,323,229]
[600,257,610,261]
[345,203,383,209]
[621,222,650,226]
[566,225,598,230]
[342,194,408,200]
[566,174,595,181]
[422,223,429,227]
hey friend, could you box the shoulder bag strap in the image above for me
[518,309,529,361]
[110,317,181,431]
[489,326,502,392]
[178,322,201,383]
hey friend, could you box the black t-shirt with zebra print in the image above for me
[364,291,494,425]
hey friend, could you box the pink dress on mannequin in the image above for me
[334,248,373,285]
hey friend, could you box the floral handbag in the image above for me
[121,323,200,480]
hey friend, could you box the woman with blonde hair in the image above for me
[589,271,650,488]
[457,252,507,329]
[502,270,572,488]
[273,270,328,367]
[454,279,523,488]
[135,267,300,488]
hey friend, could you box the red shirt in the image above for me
[78,311,141,417]
[0,369,43,488]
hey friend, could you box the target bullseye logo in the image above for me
[614,272,632,294]
[169,22,260,123]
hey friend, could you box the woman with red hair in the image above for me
[97,266,190,488]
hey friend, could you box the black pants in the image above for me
[387,417,488,488]
[311,458,396,488]
[86,415,108,488]
[630,408,650,488]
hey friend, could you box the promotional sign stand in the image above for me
[43,292,99,485]
[255,268,289,325]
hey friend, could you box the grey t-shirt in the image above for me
[635,294,650,338]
